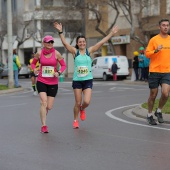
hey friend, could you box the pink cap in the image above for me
[43,35,54,42]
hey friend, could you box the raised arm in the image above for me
[88,26,119,54]
[54,22,76,55]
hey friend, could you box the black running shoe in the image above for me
[147,115,157,125]
[154,110,164,123]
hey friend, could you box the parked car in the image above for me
[0,64,30,79]
[0,65,8,79]
[0,62,4,73]
[19,64,30,78]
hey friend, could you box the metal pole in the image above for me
[82,0,85,36]
[33,19,35,52]
[7,0,14,88]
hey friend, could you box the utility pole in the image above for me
[7,0,14,88]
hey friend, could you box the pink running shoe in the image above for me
[73,120,79,129]
[41,126,49,133]
[80,106,86,121]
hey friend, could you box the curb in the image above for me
[132,105,170,124]
[0,87,24,94]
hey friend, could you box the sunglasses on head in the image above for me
[45,41,54,44]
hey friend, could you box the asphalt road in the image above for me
[1,78,170,170]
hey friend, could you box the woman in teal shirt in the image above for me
[54,22,118,129]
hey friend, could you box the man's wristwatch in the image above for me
[154,49,158,53]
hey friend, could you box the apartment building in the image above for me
[1,0,170,76]
[1,0,109,76]
[109,0,170,69]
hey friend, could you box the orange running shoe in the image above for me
[73,120,79,129]
[80,106,86,121]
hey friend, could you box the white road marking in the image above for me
[110,87,133,90]
[0,103,27,108]
[105,104,170,131]
[59,88,72,92]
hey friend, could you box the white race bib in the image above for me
[42,66,54,77]
[77,66,88,77]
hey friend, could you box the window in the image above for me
[63,0,80,6]
[64,21,82,33]
[92,59,97,66]
[11,0,17,13]
[41,0,53,6]
[88,5,99,20]
[1,0,17,19]
[1,0,7,19]
[142,0,160,17]
[43,20,54,33]
[166,0,170,14]
[2,0,17,15]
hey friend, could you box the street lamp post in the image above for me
[7,0,14,88]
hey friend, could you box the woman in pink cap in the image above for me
[54,22,118,129]
[31,35,66,133]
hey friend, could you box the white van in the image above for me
[92,56,129,81]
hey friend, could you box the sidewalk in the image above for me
[0,87,27,95]
[132,105,170,124]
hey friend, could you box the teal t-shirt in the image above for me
[73,49,93,81]
[138,54,144,68]
[13,55,19,71]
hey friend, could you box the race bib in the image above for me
[77,66,88,77]
[42,66,54,77]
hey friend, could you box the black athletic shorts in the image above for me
[72,79,93,91]
[36,81,58,97]
[148,72,170,89]
[30,72,38,77]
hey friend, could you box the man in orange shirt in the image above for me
[145,18,170,125]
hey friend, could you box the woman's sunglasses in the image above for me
[45,41,54,44]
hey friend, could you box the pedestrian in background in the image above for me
[31,35,66,133]
[138,47,145,81]
[143,52,150,82]
[145,18,170,125]
[13,49,21,88]
[28,52,40,96]
[132,51,139,81]
[54,22,119,129]
[111,61,119,81]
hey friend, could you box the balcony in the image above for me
[23,8,82,22]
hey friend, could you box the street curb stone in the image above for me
[132,105,170,124]
[0,87,24,95]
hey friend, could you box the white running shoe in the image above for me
[33,91,38,96]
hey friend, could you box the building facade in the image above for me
[1,0,170,76]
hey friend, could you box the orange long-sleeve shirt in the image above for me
[145,34,170,73]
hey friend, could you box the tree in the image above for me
[79,0,158,50]
[0,18,7,62]
[116,0,154,47]
[85,0,120,54]
[12,16,34,51]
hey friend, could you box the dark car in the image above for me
[0,64,30,79]
[0,62,4,73]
